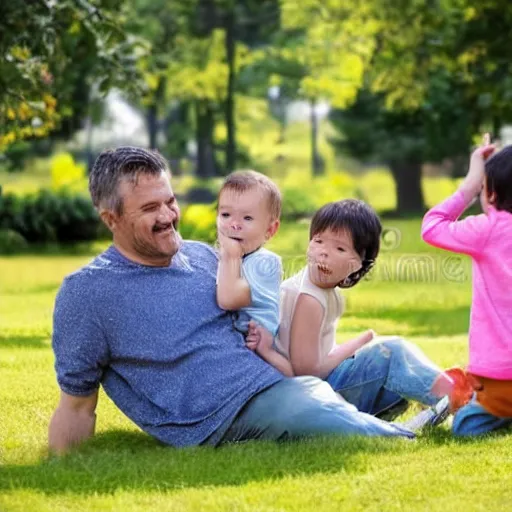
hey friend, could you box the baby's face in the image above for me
[307,228,362,288]
[217,188,276,255]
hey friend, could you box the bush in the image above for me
[281,187,317,220]
[0,229,28,254]
[280,170,358,220]
[50,152,87,191]
[179,203,217,244]
[0,189,101,245]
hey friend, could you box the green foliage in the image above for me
[281,187,317,220]
[279,169,358,219]
[0,0,144,148]
[0,190,100,247]
[0,228,28,254]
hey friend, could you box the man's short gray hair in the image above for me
[89,146,169,214]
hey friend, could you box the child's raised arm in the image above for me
[216,232,251,310]
[421,145,495,256]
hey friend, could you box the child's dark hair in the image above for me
[485,145,512,213]
[309,199,382,288]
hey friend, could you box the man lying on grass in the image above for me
[49,146,449,453]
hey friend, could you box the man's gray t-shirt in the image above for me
[52,241,283,447]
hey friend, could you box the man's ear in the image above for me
[99,209,118,233]
[266,219,280,240]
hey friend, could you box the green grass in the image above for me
[1,219,511,512]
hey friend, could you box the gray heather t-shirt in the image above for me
[52,240,283,447]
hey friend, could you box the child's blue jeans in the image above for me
[453,394,512,436]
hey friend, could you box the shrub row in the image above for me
[0,189,102,252]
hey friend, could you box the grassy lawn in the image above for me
[1,219,511,512]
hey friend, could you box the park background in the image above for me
[1,1,512,511]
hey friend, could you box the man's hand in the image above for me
[217,231,244,260]
[48,390,98,455]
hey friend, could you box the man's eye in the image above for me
[244,216,253,221]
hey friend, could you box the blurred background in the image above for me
[2,0,512,251]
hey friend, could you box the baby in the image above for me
[216,170,283,347]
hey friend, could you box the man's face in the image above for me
[109,171,182,266]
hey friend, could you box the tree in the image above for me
[257,0,374,175]
[0,0,141,150]
[330,72,473,214]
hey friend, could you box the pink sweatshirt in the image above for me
[422,190,512,379]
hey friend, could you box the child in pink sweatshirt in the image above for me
[421,142,512,436]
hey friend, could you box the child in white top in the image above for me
[247,199,469,424]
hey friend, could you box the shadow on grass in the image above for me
[0,430,415,495]
[0,332,50,348]
[348,306,470,337]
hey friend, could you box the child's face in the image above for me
[217,187,279,255]
[307,228,362,288]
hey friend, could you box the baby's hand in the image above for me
[246,320,274,355]
[245,320,261,351]
[218,231,244,259]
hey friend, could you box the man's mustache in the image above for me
[152,219,179,232]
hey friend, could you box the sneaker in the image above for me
[401,396,450,432]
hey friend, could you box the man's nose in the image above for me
[159,203,177,222]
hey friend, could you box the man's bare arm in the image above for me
[48,390,99,455]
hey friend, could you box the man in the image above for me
[49,146,421,454]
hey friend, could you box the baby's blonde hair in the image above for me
[219,170,281,220]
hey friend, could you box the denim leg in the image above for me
[326,337,441,415]
[452,395,512,437]
[217,376,415,444]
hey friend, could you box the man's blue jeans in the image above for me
[213,338,439,444]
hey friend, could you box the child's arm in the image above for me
[289,294,373,379]
[216,232,251,310]
[246,322,294,376]
[421,145,494,256]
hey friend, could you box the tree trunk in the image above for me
[492,115,502,140]
[224,10,236,172]
[195,101,217,178]
[389,159,425,215]
[310,99,324,176]
[146,77,166,150]
[147,104,158,150]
